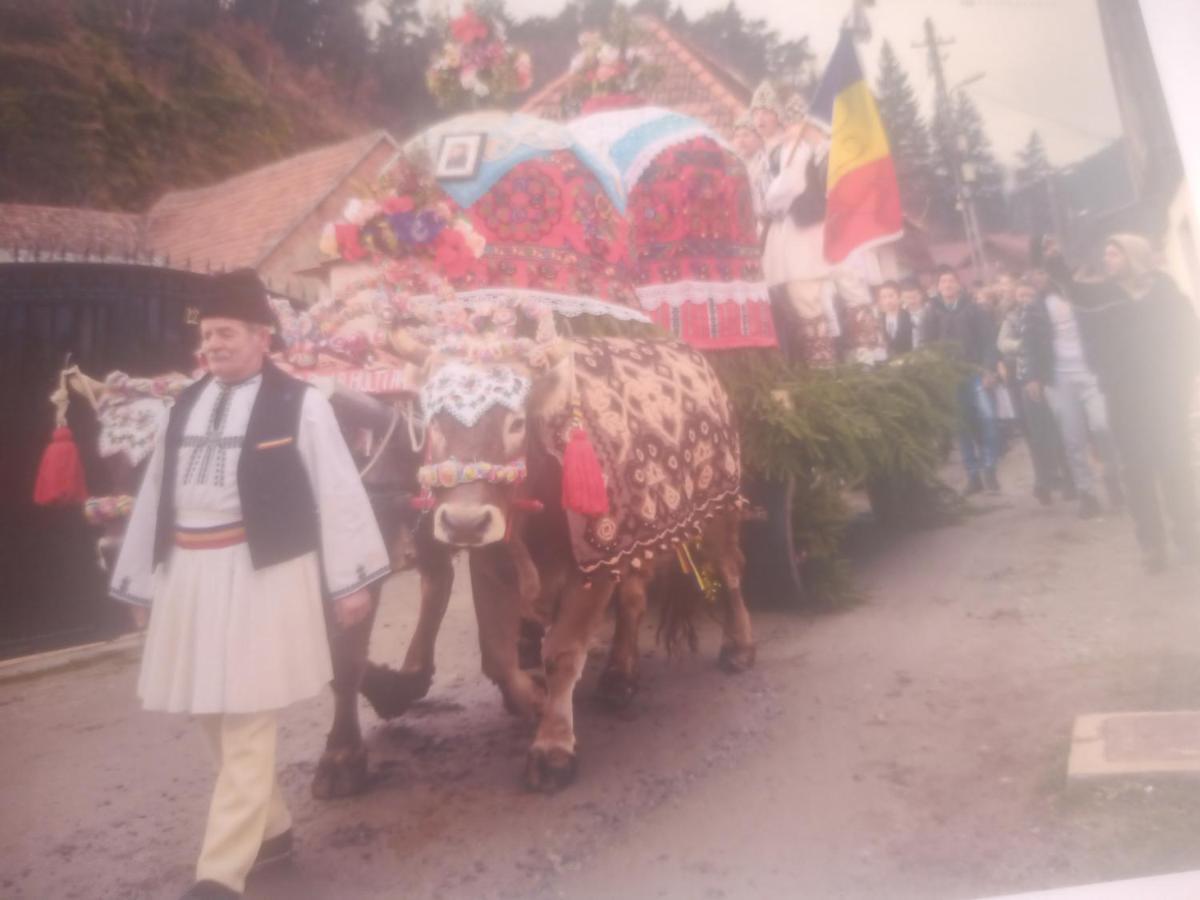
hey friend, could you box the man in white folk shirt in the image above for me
[109,269,390,899]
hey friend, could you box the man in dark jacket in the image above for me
[875,280,914,358]
[924,265,1001,494]
[1043,234,1199,571]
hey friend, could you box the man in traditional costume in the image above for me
[746,80,785,227]
[731,113,767,226]
[760,89,842,366]
[760,88,882,367]
[109,269,390,899]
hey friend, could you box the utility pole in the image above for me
[914,17,988,278]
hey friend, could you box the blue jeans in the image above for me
[957,375,998,478]
[1045,371,1116,496]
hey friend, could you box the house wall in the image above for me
[258,139,401,303]
[1138,0,1200,310]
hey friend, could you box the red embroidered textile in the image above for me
[626,137,776,350]
[463,151,639,308]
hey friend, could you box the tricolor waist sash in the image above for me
[175,522,247,550]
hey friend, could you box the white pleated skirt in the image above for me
[137,545,333,715]
[762,216,830,288]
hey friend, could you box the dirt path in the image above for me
[4,447,1200,900]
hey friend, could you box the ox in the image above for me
[396,333,756,791]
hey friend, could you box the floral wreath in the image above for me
[318,162,486,277]
[426,6,533,110]
[562,25,662,115]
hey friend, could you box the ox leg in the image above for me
[360,543,455,719]
[468,543,545,719]
[313,584,382,800]
[597,575,647,710]
[527,576,615,793]
[507,530,546,670]
[705,511,756,673]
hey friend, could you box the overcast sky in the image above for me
[418,0,1125,167]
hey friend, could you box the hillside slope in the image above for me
[0,6,367,212]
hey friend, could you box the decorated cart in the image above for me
[36,4,959,611]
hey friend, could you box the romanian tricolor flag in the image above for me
[809,30,904,263]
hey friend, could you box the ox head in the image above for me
[421,360,530,546]
[391,324,567,548]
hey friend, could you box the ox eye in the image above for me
[509,417,526,434]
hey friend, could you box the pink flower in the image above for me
[595,63,619,84]
[434,228,475,279]
[451,9,489,45]
[383,195,415,214]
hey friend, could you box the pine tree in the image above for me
[1015,130,1051,185]
[929,89,1008,232]
[951,91,1007,229]
[372,0,441,129]
[875,41,933,223]
[927,91,961,231]
[1013,130,1055,234]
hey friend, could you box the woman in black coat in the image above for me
[1044,233,1199,571]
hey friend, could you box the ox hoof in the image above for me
[596,668,639,711]
[525,746,578,794]
[360,664,433,719]
[312,746,369,800]
[718,643,757,674]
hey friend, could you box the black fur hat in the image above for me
[195,269,275,326]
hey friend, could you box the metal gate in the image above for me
[0,262,210,659]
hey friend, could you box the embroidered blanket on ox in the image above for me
[540,337,742,575]
[626,137,776,350]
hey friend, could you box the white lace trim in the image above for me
[634,280,771,311]
[419,360,530,427]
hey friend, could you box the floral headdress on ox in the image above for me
[399,290,569,501]
[426,5,533,110]
[386,286,606,519]
[562,13,662,116]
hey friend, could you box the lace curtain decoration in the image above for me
[419,361,530,427]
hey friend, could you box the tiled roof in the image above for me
[0,204,146,257]
[522,16,753,138]
[1,132,399,271]
[144,130,398,270]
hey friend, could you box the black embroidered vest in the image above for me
[153,360,320,570]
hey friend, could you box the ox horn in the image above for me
[388,327,431,365]
[62,366,107,411]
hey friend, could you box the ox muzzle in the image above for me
[432,501,508,547]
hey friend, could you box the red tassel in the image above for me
[562,426,608,516]
[33,426,89,507]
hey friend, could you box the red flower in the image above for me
[383,195,415,214]
[451,10,489,45]
[335,223,367,261]
[434,228,474,279]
